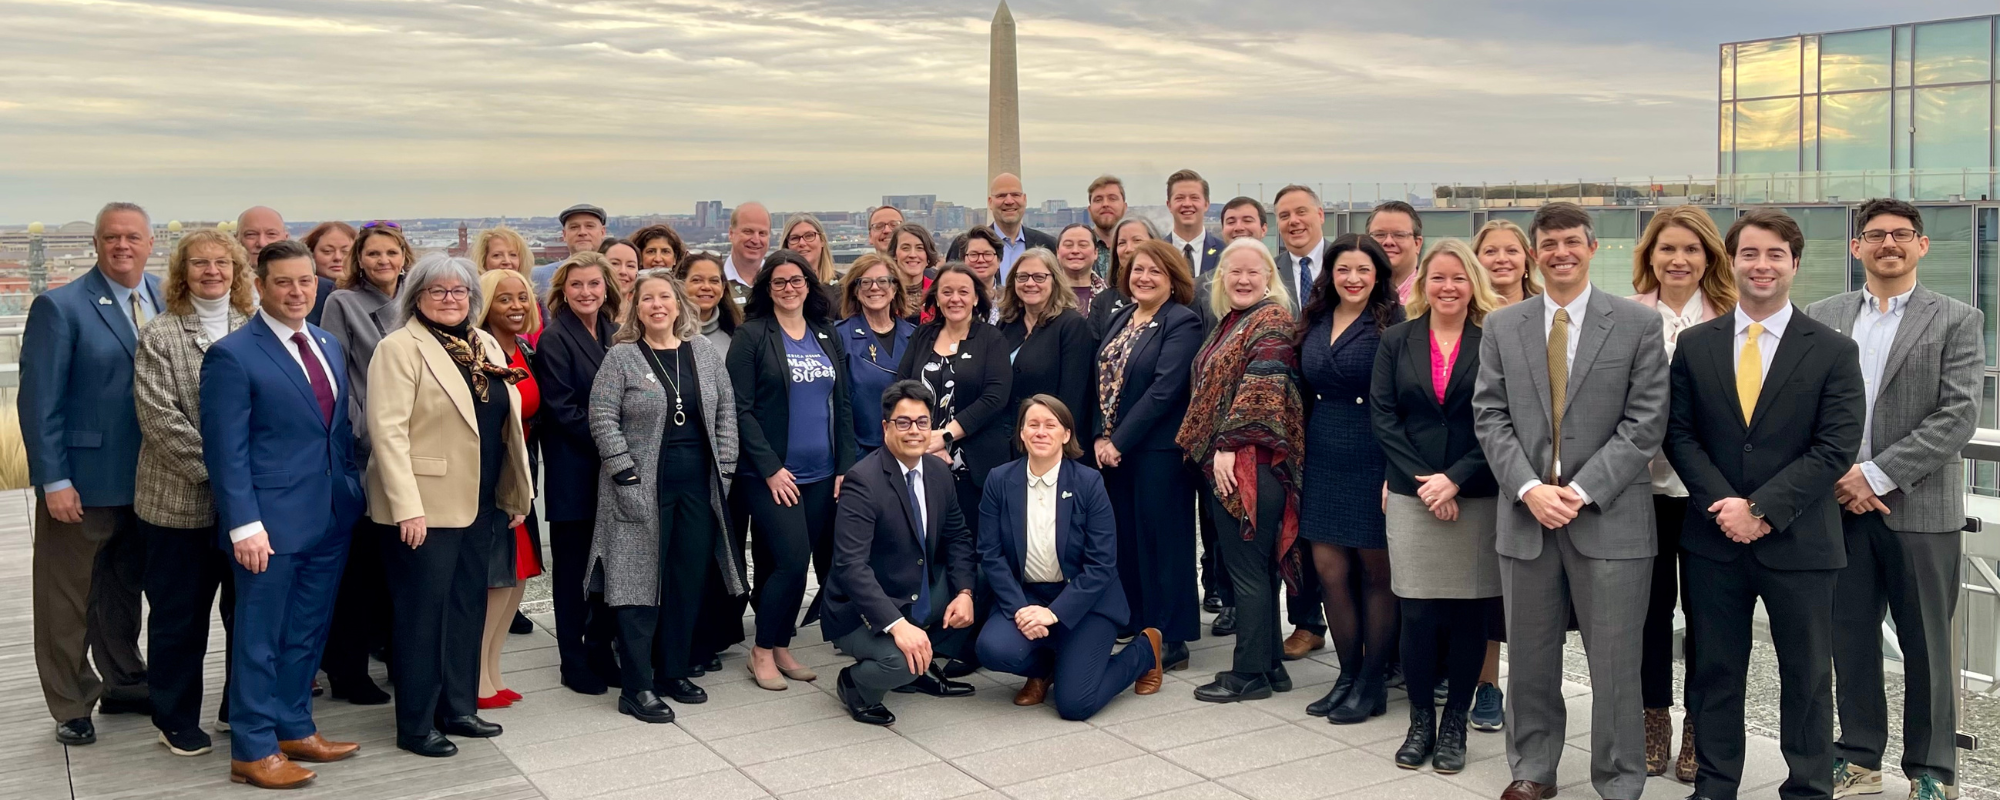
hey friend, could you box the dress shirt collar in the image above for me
[723,254,754,285]
[1026,460,1058,487]
[259,307,306,338]
[1288,239,1327,266]
[895,454,924,482]
[1542,283,1593,325]
[1172,231,1205,252]
[105,276,152,313]
[1733,303,1793,339]
[1860,285,1914,316]
[989,223,1026,245]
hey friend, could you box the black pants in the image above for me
[1400,597,1489,712]
[551,518,617,680]
[1289,547,1326,634]
[384,512,499,737]
[1198,492,1235,606]
[1832,511,1962,785]
[615,486,716,690]
[1103,449,1200,643]
[321,519,391,685]
[1207,466,1283,677]
[141,519,234,734]
[1642,495,1691,710]
[746,477,837,649]
[1684,549,1836,800]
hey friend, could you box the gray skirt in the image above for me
[1385,493,1500,600]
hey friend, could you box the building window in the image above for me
[1734,97,1802,175]
[1914,85,1993,198]
[1913,18,1991,85]
[1735,36,1801,98]
[1820,28,1893,91]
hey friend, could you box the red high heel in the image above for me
[476,694,512,710]
[498,689,522,702]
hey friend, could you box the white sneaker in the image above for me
[1833,760,1882,798]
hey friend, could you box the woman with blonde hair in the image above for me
[998,248,1094,451]
[469,267,545,708]
[1471,220,1540,305]
[473,227,534,278]
[781,214,838,284]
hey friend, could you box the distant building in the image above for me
[693,200,724,230]
[882,195,937,213]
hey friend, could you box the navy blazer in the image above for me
[1171,233,1226,276]
[532,306,617,521]
[977,458,1128,628]
[833,314,914,450]
[822,448,978,641]
[200,317,364,553]
[19,267,164,506]
[1096,301,1202,453]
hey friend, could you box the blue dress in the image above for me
[1298,314,1388,548]
[834,314,914,451]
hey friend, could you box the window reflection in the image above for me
[1914,20,1991,85]
[1820,29,1892,91]
[1819,91,1891,173]
[1914,85,1992,199]
[1734,98,1800,174]
[1735,37,1801,98]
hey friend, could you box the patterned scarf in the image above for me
[427,320,528,402]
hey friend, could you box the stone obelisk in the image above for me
[988,1,1021,182]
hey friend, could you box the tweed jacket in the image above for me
[320,280,398,463]
[586,337,745,607]
[134,308,249,528]
[365,318,534,528]
[1805,284,1985,533]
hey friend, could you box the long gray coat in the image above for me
[321,281,397,464]
[585,336,745,607]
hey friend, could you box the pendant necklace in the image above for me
[646,343,687,426]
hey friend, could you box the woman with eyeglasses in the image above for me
[599,238,641,303]
[781,214,838,285]
[960,227,1007,322]
[1086,216,1162,338]
[834,254,915,456]
[997,249,1094,462]
[1056,223,1108,312]
[727,250,856,691]
[889,223,942,321]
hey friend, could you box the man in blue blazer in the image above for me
[1166,170,1225,277]
[201,240,364,789]
[974,395,1164,721]
[20,202,163,745]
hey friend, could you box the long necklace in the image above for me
[644,342,687,426]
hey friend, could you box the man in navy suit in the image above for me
[201,240,365,789]
[21,201,163,745]
[975,395,1164,721]
[823,381,979,726]
[1166,170,1224,277]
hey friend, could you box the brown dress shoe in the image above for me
[279,732,359,763]
[1644,707,1670,776]
[230,754,315,789]
[1499,779,1555,800]
[1674,717,1697,783]
[1134,628,1165,695]
[1282,628,1325,661]
[1013,677,1050,706]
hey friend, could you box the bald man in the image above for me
[723,203,771,309]
[238,207,333,326]
[947,173,1056,281]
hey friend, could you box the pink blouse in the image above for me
[1430,331,1456,404]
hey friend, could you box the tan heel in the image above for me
[748,661,788,691]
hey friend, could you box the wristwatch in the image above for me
[1747,501,1765,519]
[941,431,956,450]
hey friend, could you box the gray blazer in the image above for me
[134,309,248,528]
[1472,289,1669,561]
[1805,284,1984,533]
[320,281,397,462]
[585,337,745,607]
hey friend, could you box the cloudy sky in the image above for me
[1,0,1991,223]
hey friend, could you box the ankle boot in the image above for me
[1306,674,1355,717]
[1644,707,1671,776]
[1326,670,1387,724]
[1674,716,1698,783]
[1394,704,1437,769]
[1433,703,1469,774]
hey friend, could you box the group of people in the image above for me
[19,169,1978,800]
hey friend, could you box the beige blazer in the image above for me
[366,317,533,527]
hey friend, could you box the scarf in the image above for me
[698,306,722,339]
[422,315,527,402]
[191,294,232,342]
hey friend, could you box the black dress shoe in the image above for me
[397,730,458,758]
[837,667,895,726]
[55,718,95,745]
[618,691,675,724]
[437,715,502,738]
[1268,664,1293,693]
[99,695,153,715]
[699,654,723,673]
[1160,641,1190,671]
[509,611,534,635]
[1194,671,1272,703]
[1307,674,1357,717]
[562,669,608,696]
[1432,705,1468,774]
[894,665,975,697]
[1395,705,1437,769]
[939,657,979,679]
[660,678,707,705]
[311,679,323,697]
[1202,591,1224,614]
[1210,607,1237,636]
[328,676,391,705]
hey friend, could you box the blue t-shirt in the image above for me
[782,329,838,483]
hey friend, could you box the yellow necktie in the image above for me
[1738,322,1764,423]
[1547,309,1569,483]
[130,292,149,330]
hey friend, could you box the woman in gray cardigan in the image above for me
[587,269,743,725]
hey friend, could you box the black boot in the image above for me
[1307,674,1355,717]
[1394,704,1437,769]
[1160,641,1191,671]
[1327,670,1387,724]
[1432,703,1469,774]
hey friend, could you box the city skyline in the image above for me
[4,0,1996,224]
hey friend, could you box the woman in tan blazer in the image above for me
[366,253,532,758]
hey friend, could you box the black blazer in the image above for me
[946,226,1059,263]
[1097,302,1202,453]
[1369,314,1496,498]
[1086,287,1130,340]
[999,309,1096,441]
[822,448,977,641]
[897,320,1014,484]
[1664,309,1865,570]
[532,306,618,522]
[727,315,859,481]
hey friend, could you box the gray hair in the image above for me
[613,268,700,344]
[395,252,481,328]
[95,202,150,237]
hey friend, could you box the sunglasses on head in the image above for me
[362,220,401,230]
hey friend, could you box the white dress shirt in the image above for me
[1647,294,1706,497]
[1171,232,1207,274]
[1023,461,1064,584]
[883,456,928,633]
[1731,303,1791,383]
[229,310,340,544]
[1287,239,1327,287]
[1518,285,1596,506]
[1852,287,1913,494]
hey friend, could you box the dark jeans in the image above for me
[141,519,234,734]
[745,477,836,649]
[1207,465,1283,677]
[615,486,716,690]
[321,519,390,685]
[1401,597,1490,712]
[551,518,617,680]
[1643,494,1691,710]
[1832,511,1962,785]
[385,512,499,737]
[975,582,1155,721]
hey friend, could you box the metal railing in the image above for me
[1237,168,2000,211]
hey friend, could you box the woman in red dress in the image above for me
[473,268,545,707]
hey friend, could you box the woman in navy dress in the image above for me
[1296,233,1403,724]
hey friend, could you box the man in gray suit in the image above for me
[1473,202,1669,800]
[1271,185,1325,312]
[1804,197,1983,800]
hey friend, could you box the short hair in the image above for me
[545,251,622,320]
[998,248,1076,325]
[962,226,1004,257]
[630,224,687,267]
[1405,239,1499,326]
[394,252,482,329]
[1854,197,1924,236]
[728,202,768,230]
[1633,206,1735,312]
[1087,175,1126,200]
[781,214,837,283]
[1123,239,1197,306]
[880,379,935,421]
[1366,201,1422,238]
[471,226,533,277]
[1530,202,1595,244]
[1166,169,1210,201]
[1222,196,1266,221]
[868,206,906,224]
[746,250,834,321]
[94,201,150,238]
[302,221,357,258]
[597,237,636,257]
[1471,220,1542,297]
[1209,238,1289,319]
[164,228,254,316]
[674,252,740,333]
[922,263,994,322]
[1014,394,1084,459]
[613,269,700,344]
[254,239,313,279]
[1106,216,1163,293]
[889,223,941,269]
[1272,184,1319,206]
[343,225,415,289]
[473,266,543,337]
[840,253,907,320]
[1725,209,1805,261]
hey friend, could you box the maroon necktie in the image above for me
[291,332,335,422]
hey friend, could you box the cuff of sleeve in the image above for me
[228,521,265,544]
[1860,461,1898,496]
[1571,483,1593,506]
[882,617,904,635]
[43,480,72,494]
[1517,480,1541,502]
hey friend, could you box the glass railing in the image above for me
[1232,168,2000,211]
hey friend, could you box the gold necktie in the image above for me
[1547,309,1569,484]
[130,293,149,330]
[1738,322,1765,423]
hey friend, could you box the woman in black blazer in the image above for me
[996,249,1096,452]
[1093,240,1204,670]
[531,252,624,694]
[727,250,858,691]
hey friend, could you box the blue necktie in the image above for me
[907,468,930,623]
[1298,255,1314,300]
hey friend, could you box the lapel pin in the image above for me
[818,332,828,339]
[1148,321,1159,328]
[961,352,972,360]
[98,296,112,305]
[1206,248,1217,255]
[1061,491,1073,499]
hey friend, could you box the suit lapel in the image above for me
[1563,293,1613,411]
[85,270,139,358]
[1516,311,1554,427]
[250,318,324,422]
[1009,464,1031,573]
[1827,291,1865,337]
[1879,289,1940,387]
[924,459,948,546]
[1703,321,1748,431]
[1443,323,1479,407]
[411,323,479,432]
[1053,461,1072,568]
[560,310,608,371]
[883,455,922,548]
[1747,316,1811,436]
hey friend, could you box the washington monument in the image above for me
[988,1,1021,182]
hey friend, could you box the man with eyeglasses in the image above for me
[1805,197,1983,800]
[1365,200,1424,304]
[823,381,978,725]
[948,172,1056,281]
[868,206,905,254]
